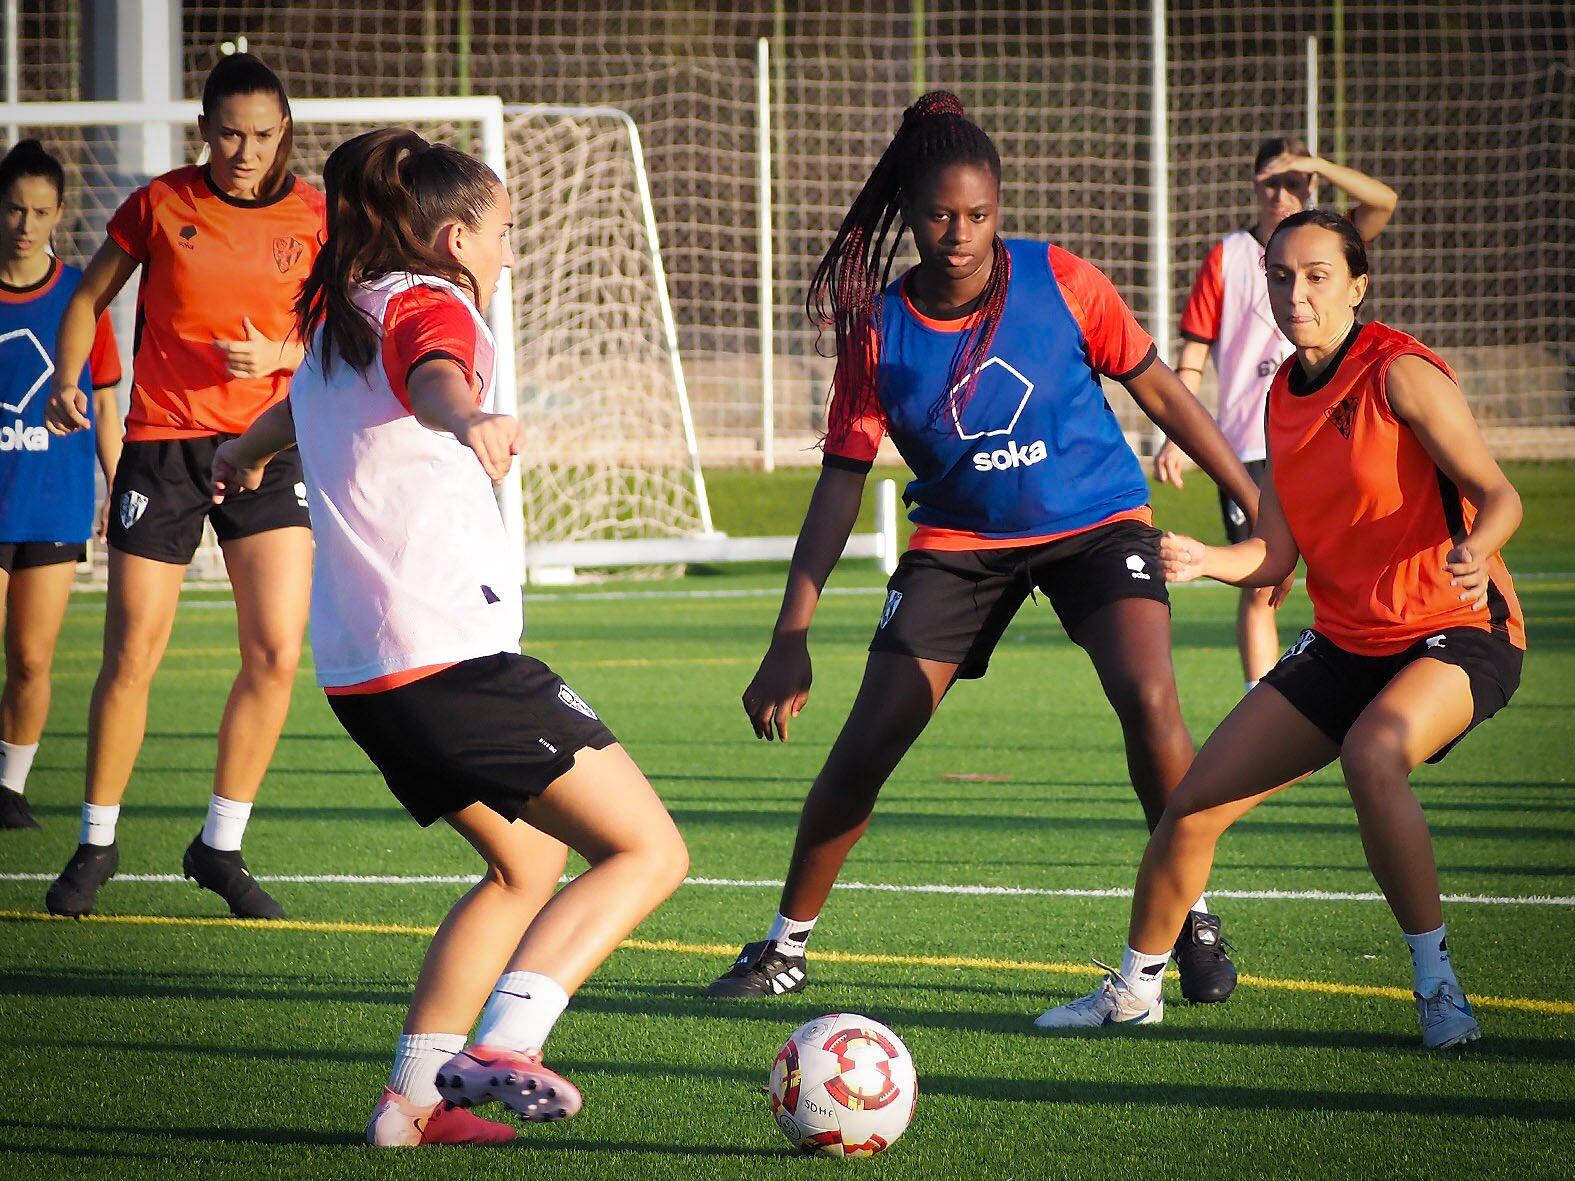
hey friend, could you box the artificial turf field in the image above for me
[0,465,1571,1180]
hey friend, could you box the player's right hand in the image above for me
[210,439,268,504]
[454,412,520,483]
[1153,440,1186,489]
[44,385,91,435]
[1159,531,1208,582]
[742,633,813,742]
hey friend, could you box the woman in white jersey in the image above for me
[211,129,688,1148]
[1154,137,1396,688]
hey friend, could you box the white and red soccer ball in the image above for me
[766,1013,917,1158]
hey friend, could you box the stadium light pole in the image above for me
[758,37,776,472]
[1148,0,1172,432]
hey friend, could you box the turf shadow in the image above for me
[0,968,406,1009]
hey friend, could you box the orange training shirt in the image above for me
[107,165,325,441]
[1267,320,1525,656]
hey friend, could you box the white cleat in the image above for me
[1034,962,1164,1030]
[1416,980,1481,1050]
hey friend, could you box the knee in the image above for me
[643,821,690,897]
[1340,727,1411,798]
[1107,674,1182,732]
[1158,801,1231,850]
[6,648,53,687]
[239,640,302,686]
[100,643,161,690]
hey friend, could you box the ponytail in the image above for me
[296,127,500,373]
[811,91,1009,440]
[0,139,65,204]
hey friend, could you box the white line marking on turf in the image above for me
[0,871,1568,906]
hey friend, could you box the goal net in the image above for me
[0,95,712,583]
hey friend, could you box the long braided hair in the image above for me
[811,91,1010,441]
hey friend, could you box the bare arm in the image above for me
[407,358,519,483]
[1125,358,1259,518]
[1162,469,1300,589]
[91,384,123,538]
[45,239,139,435]
[1386,354,1522,608]
[1258,150,1399,242]
[742,464,868,741]
[1153,338,1212,488]
[211,398,299,502]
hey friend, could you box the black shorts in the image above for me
[1218,458,1268,544]
[1262,627,1522,763]
[108,436,311,565]
[0,541,86,572]
[327,652,618,827]
[868,519,1170,679]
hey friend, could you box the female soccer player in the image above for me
[706,93,1259,1005]
[42,55,323,919]
[212,127,688,1147]
[0,141,121,830]
[1035,210,1523,1050]
[1154,137,1397,689]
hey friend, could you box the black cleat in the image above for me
[45,841,118,916]
[1174,910,1237,1004]
[182,835,285,920]
[0,787,38,830]
[705,939,808,999]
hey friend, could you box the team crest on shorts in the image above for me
[878,589,903,629]
[119,490,149,530]
[557,683,598,720]
[273,235,305,274]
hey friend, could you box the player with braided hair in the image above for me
[707,93,1260,1008]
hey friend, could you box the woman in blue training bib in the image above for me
[705,93,1260,1009]
[0,141,122,830]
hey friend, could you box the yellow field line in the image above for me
[2,910,1569,1017]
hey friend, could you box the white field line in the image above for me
[0,871,1568,907]
[67,570,1575,609]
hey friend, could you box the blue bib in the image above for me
[876,239,1148,538]
[0,262,101,542]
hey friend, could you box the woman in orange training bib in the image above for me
[42,54,324,921]
[1036,210,1524,1051]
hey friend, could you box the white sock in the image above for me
[473,970,570,1052]
[1190,893,1210,915]
[80,802,119,846]
[201,793,252,852]
[767,911,817,957]
[389,1031,466,1106]
[1403,924,1460,993]
[0,741,39,792]
[1119,945,1169,999]
[1244,680,1259,693]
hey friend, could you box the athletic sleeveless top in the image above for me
[1268,320,1525,656]
[823,239,1157,548]
[288,272,521,689]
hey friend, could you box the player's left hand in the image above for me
[1159,531,1207,582]
[212,317,280,378]
[1444,544,1489,609]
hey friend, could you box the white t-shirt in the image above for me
[288,272,522,688]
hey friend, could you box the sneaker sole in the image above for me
[435,1059,582,1122]
[1426,1026,1482,1050]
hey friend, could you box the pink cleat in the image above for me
[364,1086,517,1147]
[435,1044,583,1122]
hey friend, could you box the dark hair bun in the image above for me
[905,91,966,122]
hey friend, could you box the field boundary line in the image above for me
[0,871,1569,907]
[1,909,1569,1016]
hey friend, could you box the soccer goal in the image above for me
[1,95,898,585]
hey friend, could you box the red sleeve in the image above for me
[87,310,122,389]
[380,285,481,414]
[1179,242,1225,344]
[1048,244,1156,381]
[821,327,886,469]
[106,184,154,263]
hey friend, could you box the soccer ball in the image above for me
[766,1012,917,1158]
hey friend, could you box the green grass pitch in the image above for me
[1,466,1571,1179]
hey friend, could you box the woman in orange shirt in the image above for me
[1036,210,1524,1050]
[42,54,324,920]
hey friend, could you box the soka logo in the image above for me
[0,419,49,451]
[950,357,1047,472]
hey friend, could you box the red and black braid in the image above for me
[810,90,1011,443]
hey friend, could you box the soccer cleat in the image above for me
[704,939,808,999]
[365,1087,517,1147]
[1174,910,1238,1004]
[182,835,286,920]
[0,787,38,830]
[1416,980,1481,1050]
[45,841,119,917]
[435,1045,583,1122]
[1033,962,1164,1029]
